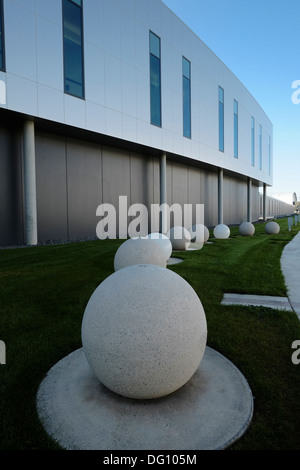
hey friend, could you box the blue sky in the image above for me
[162,0,300,198]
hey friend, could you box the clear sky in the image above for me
[162,0,300,199]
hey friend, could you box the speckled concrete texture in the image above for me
[144,233,173,261]
[265,221,280,234]
[81,264,207,399]
[213,224,230,239]
[167,226,191,250]
[239,222,255,236]
[281,231,300,318]
[36,346,254,450]
[113,238,166,271]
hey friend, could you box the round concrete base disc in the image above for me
[36,347,253,451]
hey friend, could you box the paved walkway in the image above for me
[280,231,300,319]
[222,231,300,320]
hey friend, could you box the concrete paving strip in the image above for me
[280,231,300,318]
[221,293,293,311]
[167,257,183,265]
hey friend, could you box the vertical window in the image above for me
[63,0,84,98]
[259,124,262,170]
[219,86,224,152]
[234,100,238,158]
[268,135,271,175]
[0,0,5,71]
[150,31,161,127]
[251,116,255,166]
[183,57,191,138]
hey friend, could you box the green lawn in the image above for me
[0,218,300,450]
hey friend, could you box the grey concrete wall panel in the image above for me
[130,154,153,207]
[66,139,102,239]
[187,167,201,227]
[172,163,188,206]
[237,181,247,223]
[0,127,23,245]
[223,177,231,224]
[35,132,68,242]
[102,147,131,236]
[252,186,260,222]
[172,163,190,228]
[129,154,155,235]
[202,172,218,228]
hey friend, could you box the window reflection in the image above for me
[63,0,84,98]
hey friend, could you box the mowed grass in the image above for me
[0,218,300,450]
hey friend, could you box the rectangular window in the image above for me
[63,0,84,98]
[0,0,5,71]
[150,31,161,127]
[268,135,271,175]
[183,57,191,138]
[219,86,224,152]
[259,124,262,170]
[234,100,238,158]
[251,116,255,166]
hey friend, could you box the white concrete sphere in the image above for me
[114,238,166,271]
[144,232,173,260]
[190,224,209,244]
[81,264,207,400]
[239,222,255,236]
[167,226,191,250]
[265,221,280,235]
[213,224,230,239]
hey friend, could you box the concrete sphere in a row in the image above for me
[265,221,280,235]
[81,264,207,399]
[114,238,166,271]
[167,226,191,250]
[190,224,209,244]
[239,222,255,236]
[213,224,230,239]
[144,232,172,260]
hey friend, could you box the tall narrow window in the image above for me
[63,0,84,98]
[251,116,255,166]
[268,135,271,175]
[150,31,161,127]
[0,0,5,71]
[183,57,191,138]
[219,87,224,152]
[259,124,262,170]
[234,100,238,158]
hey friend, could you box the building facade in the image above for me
[0,0,285,246]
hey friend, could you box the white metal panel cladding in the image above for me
[2,0,272,185]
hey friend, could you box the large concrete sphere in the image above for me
[190,224,209,244]
[144,232,173,260]
[239,222,255,236]
[114,238,166,271]
[167,226,191,250]
[265,221,280,235]
[81,264,207,399]
[213,224,230,239]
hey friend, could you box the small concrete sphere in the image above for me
[239,222,255,236]
[114,238,166,271]
[81,264,207,399]
[213,224,230,239]
[167,226,191,250]
[144,232,173,260]
[265,221,280,235]
[190,224,209,244]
